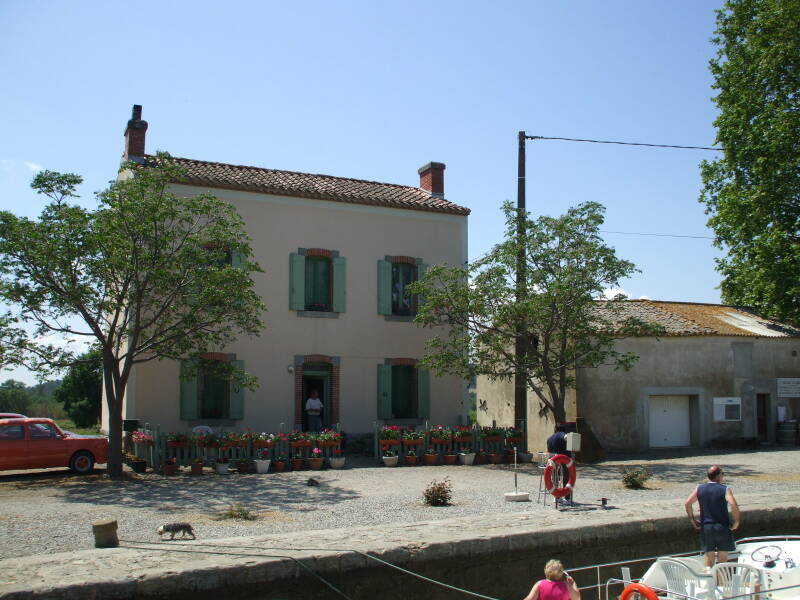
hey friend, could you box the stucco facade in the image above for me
[102,106,469,436]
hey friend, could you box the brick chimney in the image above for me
[123,104,148,162]
[418,162,445,197]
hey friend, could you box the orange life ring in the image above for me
[543,453,577,498]
[619,583,658,600]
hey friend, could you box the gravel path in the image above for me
[1,447,797,559]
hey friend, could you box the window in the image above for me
[180,358,245,421]
[289,250,346,314]
[713,397,741,422]
[378,257,427,318]
[305,256,332,312]
[0,424,23,440]
[29,422,60,439]
[377,361,430,420]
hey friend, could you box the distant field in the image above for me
[56,418,102,436]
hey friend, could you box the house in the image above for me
[101,106,470,437]
[477,300,800,453]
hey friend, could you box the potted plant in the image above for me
[214,459,230,475]
[162,457,179,475]
[505,427,524,446]
[402,429,425,447]
[131,431,154,446]
[254,450,272,474]
[423,448,439,466]
[382,448,399,467]
[428,426,453,445]
[474,450,487,465]
[480,426,505,443]
[289,431,314,448]
[378,425,403,447]
[166,432,191,448]
[237,458,255,474]
[459,450,476,465]
[329,448,346,469]
[194,432,219,448]
[251,432,276,448]
[273,455,287,473]
[291,452,305,471]
[190,457,204,475]
[130,457,147,473]
[308,447,325,470]
[487,452,503,464]
[444,450,458,465]
[317,429,343,447]
[404,449,418,466]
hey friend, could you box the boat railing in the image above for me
[600,575,800,600]
[735,535,800,545]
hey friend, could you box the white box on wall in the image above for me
[713,397,741,422]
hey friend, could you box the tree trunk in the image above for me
[103,362,125,478]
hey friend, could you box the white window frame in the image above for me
[713,397,741,422]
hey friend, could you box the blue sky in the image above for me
[1,1,724,384]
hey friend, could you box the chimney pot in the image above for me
[418,162,446,197]
[123,104,148,162]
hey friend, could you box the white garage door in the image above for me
[649,395,691,448]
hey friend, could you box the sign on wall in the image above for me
[777,378,800,398]
[713,397,741,422]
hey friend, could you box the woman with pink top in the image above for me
[522,559,581,600]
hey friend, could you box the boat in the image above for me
[570,536,800,600]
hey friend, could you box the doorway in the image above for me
[756,394,769,442]
[301,364,331,432]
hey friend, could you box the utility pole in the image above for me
[514,131,527,426]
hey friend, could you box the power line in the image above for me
[600,229,715,240]
[527,135,722,152]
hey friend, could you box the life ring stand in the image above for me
[543,453,577,498]
[619,583,658,600]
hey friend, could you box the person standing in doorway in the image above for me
[684,465,741,566]
[305,389,324,433]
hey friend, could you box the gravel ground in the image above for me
[1,447,797,560]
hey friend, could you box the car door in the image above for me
[0,423,28,470]
[27,422,68,469]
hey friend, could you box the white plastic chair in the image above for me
[657,557,715,600]
[710,562,763,600]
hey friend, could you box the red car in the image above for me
[0,417,108,474]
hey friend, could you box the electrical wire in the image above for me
[526,135,722,152]
[599,230,714,240]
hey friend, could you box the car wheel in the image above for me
[69,451,95,474]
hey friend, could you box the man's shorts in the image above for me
[700,523,736,552]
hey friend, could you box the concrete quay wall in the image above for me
[2,491,799,600]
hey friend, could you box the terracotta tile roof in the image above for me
[598,300,800,338]
[148,155,470,216]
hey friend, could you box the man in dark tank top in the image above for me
[684,465,741,566]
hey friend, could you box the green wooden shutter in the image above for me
[377,260,392,315]
[377,364,392,419]
[179,359,199,420]
[417,367,430,419]
[416,262,429,312]
[332,256,346,313]
[231,250,244,269]
[289,253,305,310]
[229,359,245,420]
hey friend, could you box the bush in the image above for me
[423,477,453,506]
[621,466,651,489]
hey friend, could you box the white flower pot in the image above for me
[254,459,271,474]
[329,457,346,469]
[214,462,230,475]
[459,452,475,466]
[382,456,399,467]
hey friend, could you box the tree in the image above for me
[409,201,662,423]
[0,154,266,476]
[0,380,32,414]
[699,0,800,325]
[53,347,102,428]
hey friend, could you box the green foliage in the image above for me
[410,201,663,422]
[218,503,256,521]
[53,347,102,428]
[423,477,453,506]
[0,380,31,414]
[0,153,267,476]
[621,466,651,489]
[699,0,800,325]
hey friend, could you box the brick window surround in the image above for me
[293,354,340,429]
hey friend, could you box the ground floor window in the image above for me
[391,365,417,418]
[199,368,230,419]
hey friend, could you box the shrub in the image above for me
[219,503,256,520]
[621,466,651,489]
[423,477,453,506]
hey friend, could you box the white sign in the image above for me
[777,378,800,398]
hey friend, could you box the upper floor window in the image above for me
[378,256,428,319]
[290,249,346,315]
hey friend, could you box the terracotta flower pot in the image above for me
[252,441,275,448]
[506,437,524,445]
[162,463,179,475]
[423,453,439,466]
[482,436,503,443]
[488,453,502,464]
[291,458,305,471]
[308,457,324,470]
[454,436,473,444]
[430,437,449,445]
[290,441,313,448]
[318,440,340,447]
[379,439,401,447]
[402,439,423,446]
[404,455,418,466]
[273,461,286,473]
[444,454,458,465]
[191,463,204,475]
[167,441,190,448]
